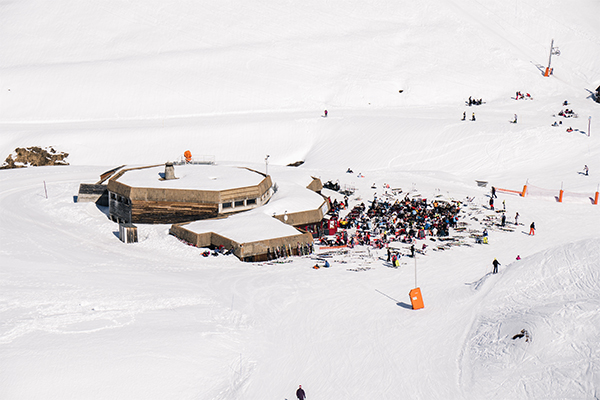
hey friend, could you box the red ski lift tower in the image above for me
[544,39,560,77]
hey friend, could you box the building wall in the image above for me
[169,223,313,262]
[273,200,329,227]
[107,173,272,224]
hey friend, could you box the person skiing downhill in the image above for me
[529,222,535,235]
[296,385,306,400]
[324,110,328,117]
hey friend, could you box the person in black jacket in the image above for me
[492,258,500,274]
[296,385,306,400]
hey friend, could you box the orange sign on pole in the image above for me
[409,287,424,310]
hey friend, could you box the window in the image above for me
[222,202,232,209]
[110,192,116,200]
[247,198,256,205]
[234,200,244,207]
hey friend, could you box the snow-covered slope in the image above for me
[1,0,600,399]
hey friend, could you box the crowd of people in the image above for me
[515,91,532,100]
[321,193,462,253]
[466,96,484,106]
[558,108,577,118]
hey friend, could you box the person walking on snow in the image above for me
[492,258,500,274]
[529,222,536,236]
[296,385,306,400]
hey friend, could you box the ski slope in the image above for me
[1,0,600,399]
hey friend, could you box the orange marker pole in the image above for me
[594,191,599,205]
[558,189,564,203]
[521,185,527,197]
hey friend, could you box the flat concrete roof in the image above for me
[184,210,302,243]
[261,181,326,215]
[115,164,265,191]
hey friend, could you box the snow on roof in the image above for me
[116,164,265,191]
[184,210,302,243]
[260,181,325,215]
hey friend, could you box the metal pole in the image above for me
[414,254,417,288]
[265,155,269,176]
[589,116,592,137]
[547,39,554,70]
[43,181,48,199]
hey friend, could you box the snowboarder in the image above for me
[461,111,466,121]
[324,110,328,117]
[296,385,306,400]
[492,258,500,274]
[514,212,519,225]
[583,165,589,176]
[529,221,535,236]
[471,112,476,121]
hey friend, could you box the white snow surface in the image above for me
[184,211,304,244]
[116,164,265,191]
[1,0,600,399]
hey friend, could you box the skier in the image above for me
[410,244,415,258]
[501,213,506,226]
[296,385,306,400]
[461,111,466,121]
[489,197,494,210]
[387,247,391,262]
[324,110,328,117]
[492,258,500,274]
[513,114,518,123]
[491,186,497,198]
[471,112,476,121]
[584,165,589,176]
[529,221,535,236]
[514,212,519,225]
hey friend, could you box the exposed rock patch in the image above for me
[1,146,69,169]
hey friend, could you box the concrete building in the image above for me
[107,163,273,224]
